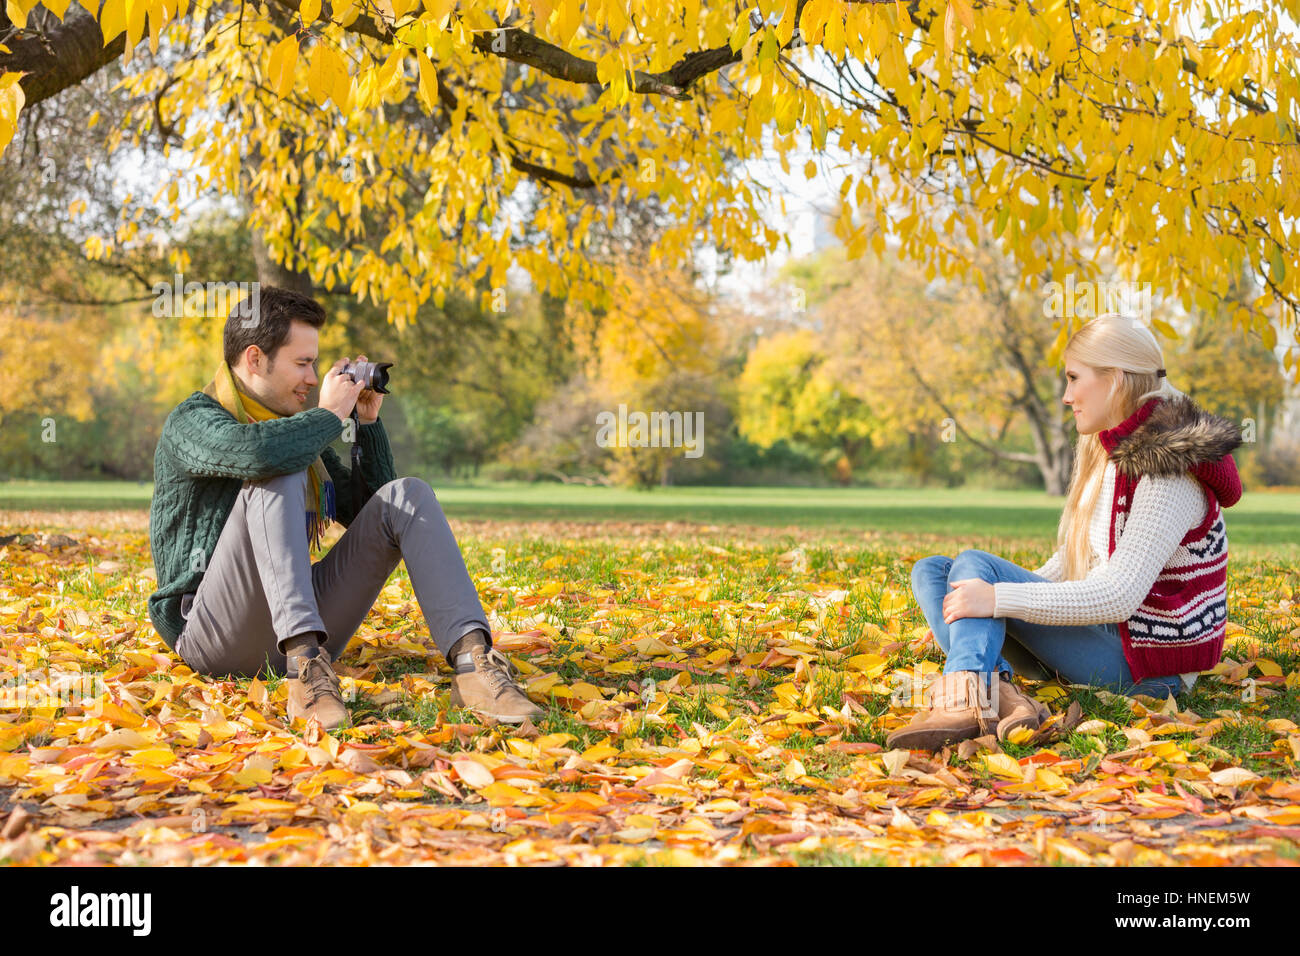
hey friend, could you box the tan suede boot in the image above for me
[886,671,998,751]
[995,673,1050,741]
[286,646,350,731]
[450,644,543,724]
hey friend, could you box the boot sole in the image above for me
[478,711,541,724]
[449,690,541,724]
[997,703,1050,741]
[887,723,985,751]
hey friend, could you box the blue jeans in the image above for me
[910,550,1184,699]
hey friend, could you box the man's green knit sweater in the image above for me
[147,391,398,650]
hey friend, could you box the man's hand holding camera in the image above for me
[351,354,384,424]
[319,355,386,425]
[319,358,366,425]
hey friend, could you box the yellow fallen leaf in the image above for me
[526,673,561,695]
[229,756,275,787]
[337,748,381,774]
[890,806,918,829]
[89,728,153,751]
[846,653,886,676]
[1034,769,1068,791]
[479,782,538,806]
[568,681,605,701]
[1209,767,1260,786]
[1005,726,1036,745]
[612,826,655,843]
[247,677,268,707]
[0,725,26,752]
[880,749,909,777]
[632,637,676,657]
[978,753,1023,780]
[506,739,538,759]
[1266,806,1300,825]
[453,759,495,789]
[122,747,176,768]
[581,742,620,763]
[95,700,144,728]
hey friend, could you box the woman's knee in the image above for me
[911,555,952,593]
[949,549,995,580]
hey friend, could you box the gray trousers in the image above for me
[174,472,491,678]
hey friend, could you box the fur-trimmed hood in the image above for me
[1098,395,1244,507]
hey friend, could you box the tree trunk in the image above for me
[1021,398,1075,494]
[241,117,312,293]
[251,227,313,293]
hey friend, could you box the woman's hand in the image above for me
[353,354,383,424]
[943,579,996,624]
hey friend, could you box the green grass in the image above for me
[371,690,476,731]
[5,479,1300,556]
[534,701,602,751]
[791,847,896,866]
[1208,718,1284,773]
[371,655,439,683]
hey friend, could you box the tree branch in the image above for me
[904,360,1040,465]
[3,3,126,108]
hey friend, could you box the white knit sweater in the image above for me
[992,460,1209,688]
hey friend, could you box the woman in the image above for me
[888,313,1244,751]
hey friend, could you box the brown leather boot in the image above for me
[450,645,543,724]
[995,673,1050,741]
[886,671,998,751]
[286,646,350,731]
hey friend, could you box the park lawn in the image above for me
[0,501,1298,866]
[1,478,1298,558]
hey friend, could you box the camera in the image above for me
[340,359,393,394]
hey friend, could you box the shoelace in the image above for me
[476,648,520,699]
[300,655,340,707]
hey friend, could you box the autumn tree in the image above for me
[1,0,1295,374]
[736,327,878,484]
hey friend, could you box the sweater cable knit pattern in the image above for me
[147,391,398,649]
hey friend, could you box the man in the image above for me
[147,286,541,729]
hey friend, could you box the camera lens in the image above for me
[342,360,393,394]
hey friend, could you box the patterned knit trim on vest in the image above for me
[1099,395,1243,681]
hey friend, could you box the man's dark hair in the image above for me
[223,286,326,368]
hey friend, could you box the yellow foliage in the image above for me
[1,0,1297,374]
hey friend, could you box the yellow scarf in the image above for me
[202,361,335,553]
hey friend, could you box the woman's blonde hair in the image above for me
[1055,313,1186,580]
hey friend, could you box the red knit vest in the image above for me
[1100,399,1235,681]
